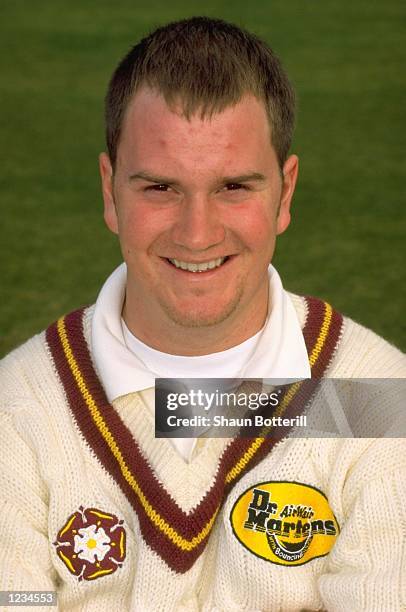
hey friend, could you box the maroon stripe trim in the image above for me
[46,312,278,571]
[303,296,343,376]
[302,296,327,354]
[46,296,343,573]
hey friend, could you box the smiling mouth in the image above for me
[166,256,230,272]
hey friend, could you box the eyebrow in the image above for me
[221,173,267,184]
[129,171,267,185]
[129,171,180,185]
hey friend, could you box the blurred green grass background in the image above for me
[1,0,405,356]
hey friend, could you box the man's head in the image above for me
[100,17,299,355]
[105,16,295,172]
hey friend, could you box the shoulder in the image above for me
[0,333,49,409]
[0,305,95,409]
[288,293,406,377]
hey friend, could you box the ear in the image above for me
[99,152,119,235]
[276,154,299,235]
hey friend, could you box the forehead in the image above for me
[117,88,274,170]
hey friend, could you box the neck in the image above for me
[122,291,269,356]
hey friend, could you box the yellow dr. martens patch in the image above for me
[230,481,339,566]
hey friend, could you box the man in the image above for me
[0,16,405,612]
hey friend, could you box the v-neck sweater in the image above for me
[0,294,405,612]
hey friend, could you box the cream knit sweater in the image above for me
[0,295,405,612]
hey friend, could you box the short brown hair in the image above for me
[105,16,295,169]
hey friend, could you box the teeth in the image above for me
[169,257,226,272]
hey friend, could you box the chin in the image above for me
[160,293,243,329]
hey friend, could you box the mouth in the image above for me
[165,256,231,273]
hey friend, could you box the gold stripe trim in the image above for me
[59,514,76,538]
[58,550,75,573]
[119,531,125,559]
[309,302,332,367]
[225,381,302,484]
[56,302,331,552]
[226,302,331,485]
[89,509,114,520]
[87,568,114,580]
[57,317,217,552]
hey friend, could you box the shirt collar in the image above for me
[91,263,310,402]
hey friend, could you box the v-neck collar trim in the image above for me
[46,296,343,573]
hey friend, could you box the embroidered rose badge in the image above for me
[54,506,126,581]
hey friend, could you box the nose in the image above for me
[170,194,225,252]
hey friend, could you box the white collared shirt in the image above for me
[91,263,310,459]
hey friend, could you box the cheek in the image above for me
[116,202,173,255]
[228,204,276,252]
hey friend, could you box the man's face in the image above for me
[100,88,298,345]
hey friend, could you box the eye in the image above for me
[224,183,249,191]
[145,184,170,192]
